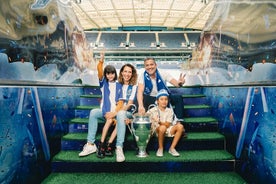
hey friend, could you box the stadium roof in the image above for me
[71,0,276,43]
[72,0,214,31]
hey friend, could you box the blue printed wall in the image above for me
[205,87,276,183]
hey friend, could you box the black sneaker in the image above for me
[97,142,105,158]
[105,143,113,157]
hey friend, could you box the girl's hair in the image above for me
[118,63,137,85]
[104,65,117,81]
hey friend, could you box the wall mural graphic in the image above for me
[0,0,97,84]
[0,1,275,86]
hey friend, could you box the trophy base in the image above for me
[136,150,148,157]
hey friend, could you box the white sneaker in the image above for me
[168,148,180,157]
[156,148,163,157]
[116,146,125,162]
[79,143,97,157]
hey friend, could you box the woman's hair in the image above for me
[104,65,117,80]
[118,63,137,85]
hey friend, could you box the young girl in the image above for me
[147,89,184,157]
[79,52,123,158]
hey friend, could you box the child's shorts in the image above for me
[165,125,174,137]
[154,125,174,137]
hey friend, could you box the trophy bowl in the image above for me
[131,113,152,157]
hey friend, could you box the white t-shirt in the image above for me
[138,70,173,96]
[100,82,117,112]
[147,106,175,137]
[147,106,174,124]
[122,84,137,102]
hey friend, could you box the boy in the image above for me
[147,89,184,157]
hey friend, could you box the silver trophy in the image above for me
[131,113,152,157]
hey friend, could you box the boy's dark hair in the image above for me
[104,65,117,80]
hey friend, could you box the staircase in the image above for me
[42,86,246,184]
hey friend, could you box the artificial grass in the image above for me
[184,104,212,109]
[80,94,207,99]
[52,150,234,163]
[183,117,217,123]
[183,132,224,140]
[69,117,105,124]
[182,94,206,98]
[69,116,218,126]
[80,94,102,98]
[62,132,225,142]
[75,105,100,110]
[42,172,246,184]
[69,118,89,124]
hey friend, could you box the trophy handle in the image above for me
[130,120,139,142]
[130,116,136,134]
[128,104,136,133]
[148,104,156,111]
[127,123,134,135]
[129,104,137,114]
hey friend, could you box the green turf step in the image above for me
[70,117,218,125]
[52,149,234,162]
[69,117,105,124]
[42,172,246,184]
[80,94,101,98]
[69,118,89,124]
[183,117,218,124]
[62,132,225,142]
[76,105,213,111]
[184,104,212,109]
[80,94,207,99]
[182,94,206,98]
[75,105,99,110]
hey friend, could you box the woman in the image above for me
[115,63,138,162]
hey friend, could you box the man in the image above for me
[137,57,185,120]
